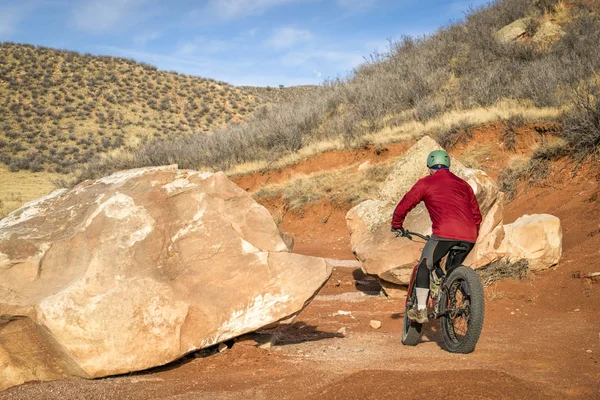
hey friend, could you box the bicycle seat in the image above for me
[449,245,469,253]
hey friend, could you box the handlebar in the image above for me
[397,230,430,241]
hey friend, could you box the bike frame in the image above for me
[401,230,469,319]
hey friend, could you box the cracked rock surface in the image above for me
[0,165,332,390]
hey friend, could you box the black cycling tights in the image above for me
[416,238,475,289]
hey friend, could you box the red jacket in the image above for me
[392,169,482,242]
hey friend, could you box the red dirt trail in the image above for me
[2,127,599,400]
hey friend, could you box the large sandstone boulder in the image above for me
[346,136,504,285]
[499,214,562,271]
[0,165,332,390]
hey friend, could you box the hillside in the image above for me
[240,85,322,104]
[2,0,600,218]
[0,43,264,174]
[74,0,599,184]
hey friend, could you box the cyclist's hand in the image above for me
[391,226,406,237]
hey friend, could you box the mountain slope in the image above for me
[0,43,264,173]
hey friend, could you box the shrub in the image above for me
[437,120,473,149]
[500,115,525,151]
[561,82,600,160]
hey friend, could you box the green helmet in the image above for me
[427,150,451,169]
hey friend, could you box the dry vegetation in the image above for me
[0,43,264,173]
[477,259,530,286]
[253,160,396,210]
[0,165,59,217]
[240,85,322,104]
[73,0,600,187]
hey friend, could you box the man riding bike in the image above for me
[391,150,482,324]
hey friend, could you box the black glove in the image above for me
[391,226,406,237]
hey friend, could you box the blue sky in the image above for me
[0,0,490,86]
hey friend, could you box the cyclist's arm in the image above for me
[392,180,426,229]
[469,187,482,235]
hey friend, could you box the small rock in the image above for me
[259,341,273,350]
[574,309,580,312]
[332,310,353,317]
[218,343,228,353]
[510,312,515,315]
[337,327,347,335]
[370,320,382,329]
[586,349,593,354]
[358,161,371,170]
[258,335,276,349]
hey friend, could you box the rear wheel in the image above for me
[402,286,422,346]
[440,266,485,353]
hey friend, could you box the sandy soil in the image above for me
[2,130,599,400]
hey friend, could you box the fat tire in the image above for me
[401,286,422,346]
[440,266,484,354]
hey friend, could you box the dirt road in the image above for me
[2,262,598,400]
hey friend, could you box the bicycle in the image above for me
[397,230,485,353]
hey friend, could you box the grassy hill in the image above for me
[0,43,264,174]
[75,0,599,183]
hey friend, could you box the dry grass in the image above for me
[0,165,58,218]
[486,283,506,301]
[253,159,396,209]
[362,100,561,146]
[459,144,496,169]
[226,139,346,176]
[222,102,558,177]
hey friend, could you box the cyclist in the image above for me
[391,150,482,323]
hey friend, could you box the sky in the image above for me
[0,0,490,86]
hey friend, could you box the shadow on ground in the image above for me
[352,268,383,295]
[264,322,344,345]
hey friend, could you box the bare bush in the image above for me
[500,115,525,150]
[477,259,529,286]
[436,120,473,149]
[562,81,600,160]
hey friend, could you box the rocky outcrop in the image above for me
[495,18,531,43]
[346,136,562,290]
[0,165,332,390]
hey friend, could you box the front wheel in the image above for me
[402,286,422,346]
[440,266,485,353]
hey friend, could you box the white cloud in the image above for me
[201,0,307,21]
[265,27,312,49]
[73,0,150,33]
